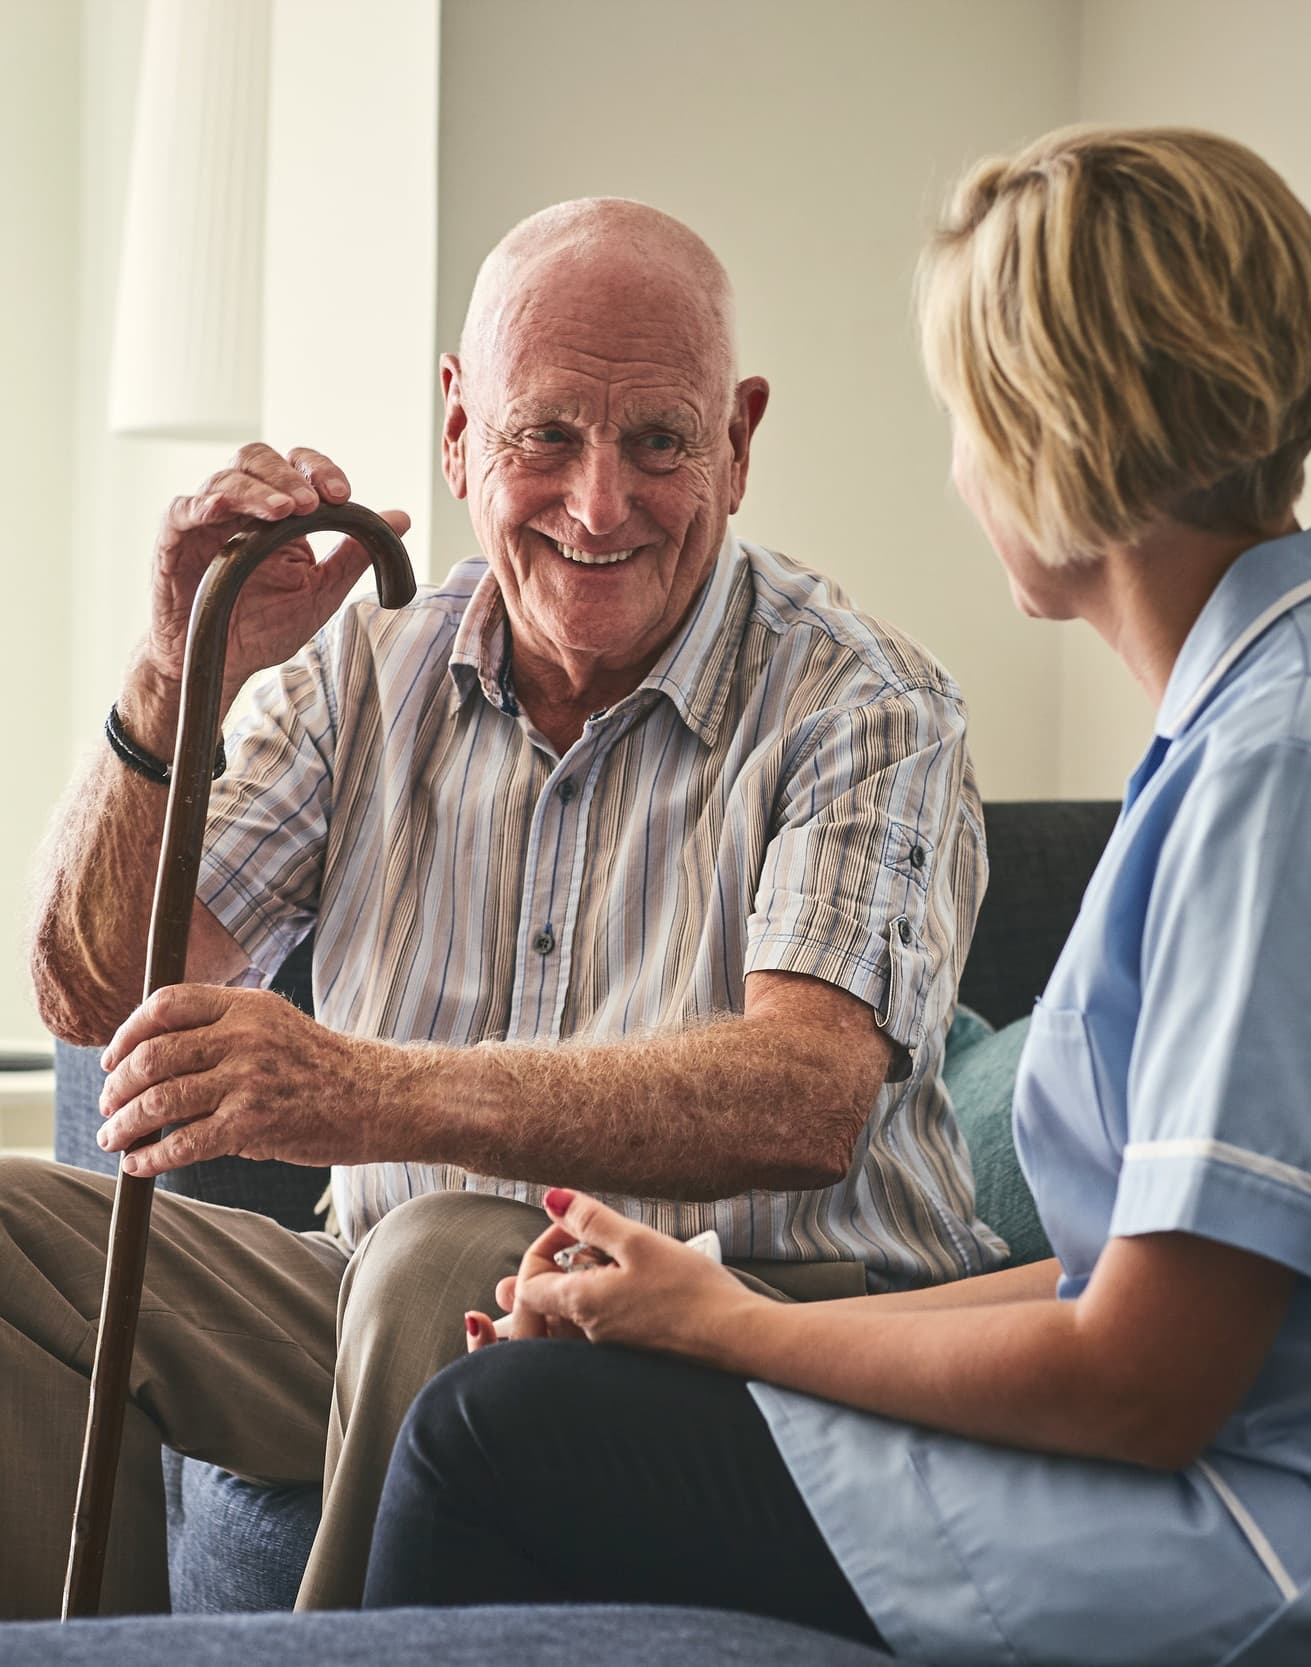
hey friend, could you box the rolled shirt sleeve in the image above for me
[1112,740,1311,1279]
[196,626,337,982]
[744,684,978,1067]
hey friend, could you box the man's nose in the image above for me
[564,442,630,537]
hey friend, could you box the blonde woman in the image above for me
[363,129,1311,1665]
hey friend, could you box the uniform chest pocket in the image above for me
[1019,1002,1117,1165]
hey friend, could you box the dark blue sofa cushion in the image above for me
[164,1453,321,1614]
[0,1605,911,1667]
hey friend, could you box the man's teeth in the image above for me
[556,543,636,566]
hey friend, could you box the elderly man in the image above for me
[9,199,998,1617]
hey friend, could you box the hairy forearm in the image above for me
[28,652,236,1045]
[380,1014,881,1199]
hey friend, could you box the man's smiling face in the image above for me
[442,237,767,687]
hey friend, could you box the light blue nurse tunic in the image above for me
[750,531,1311,1667]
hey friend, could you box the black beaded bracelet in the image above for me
[105,703,226,785]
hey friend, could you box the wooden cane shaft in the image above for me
[62,505,414,1617]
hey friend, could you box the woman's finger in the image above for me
[541,1187,647,1265]
[464,1311,500,1353]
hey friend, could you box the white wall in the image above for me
[263,0,439,581]
[1,0,80,1044]
[69,0,441,763]
[434,0,1082,803]
[1062,0,1311,796]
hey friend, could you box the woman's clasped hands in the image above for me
[464,1188,761,1359]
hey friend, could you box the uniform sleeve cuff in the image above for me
[1110,1144,1311,1280]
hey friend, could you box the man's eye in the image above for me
[525,427,569,446]
[637,433,680,454]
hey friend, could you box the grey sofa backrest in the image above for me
[53,798,1120,1226]
[960,800,1119,1029]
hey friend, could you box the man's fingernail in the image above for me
[327,475,349,498]
[100,1049,111,1070]
[464,1313,479,1336]
[122,1156,139,1176]
[96,1129,108,1148]
[543,1187,574,1215]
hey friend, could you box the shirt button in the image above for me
[533,926,556,955]
[909,844,926,870]
[897,918,913,945]
[558,779,578,804]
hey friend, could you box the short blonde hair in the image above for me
[918,126,1311,562]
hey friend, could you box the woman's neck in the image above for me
[1081,518,1296,708]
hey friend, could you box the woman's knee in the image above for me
[398,1341,592,1478]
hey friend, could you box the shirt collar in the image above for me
[446,534,748,744]
[448,568,517,715]
[636,532,746,745]
[1155,527,1311,741]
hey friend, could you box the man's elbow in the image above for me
[32,980,118,1050]
[767,1109,865,1192]
[29,936,122,1049]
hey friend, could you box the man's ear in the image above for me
[441,354,469,501]
[728,377,770,514]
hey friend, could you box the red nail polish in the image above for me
[543,1187,574,1216]
[464,1313,479,1336]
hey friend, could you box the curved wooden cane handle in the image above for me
[62,504,415,1618]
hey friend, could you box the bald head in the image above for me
[459,198,738,412]
[439,198,768,700]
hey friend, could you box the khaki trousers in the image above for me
[0,1157,864,1618]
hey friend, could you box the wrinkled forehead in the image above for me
[470,247,733,419]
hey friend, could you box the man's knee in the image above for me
[338,1191,543,1358]
[0,1156,112,1261]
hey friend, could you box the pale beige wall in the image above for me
[1,0,80,1044]
[434,0,1082,803]
[68,0,441,761]
[263,0,439,581]
[1063,0,1311,797]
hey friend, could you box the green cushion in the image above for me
[943,1006,1052,1267]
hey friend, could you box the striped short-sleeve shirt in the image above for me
[198,536,1005,1287]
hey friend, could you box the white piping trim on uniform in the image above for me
[1159,579,1311,738]
[1123,1138,1311,1199]
[1195,1461,1299,1602]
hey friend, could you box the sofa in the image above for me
[42,800,1119,1642]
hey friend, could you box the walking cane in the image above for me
[61,503,415,1618]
